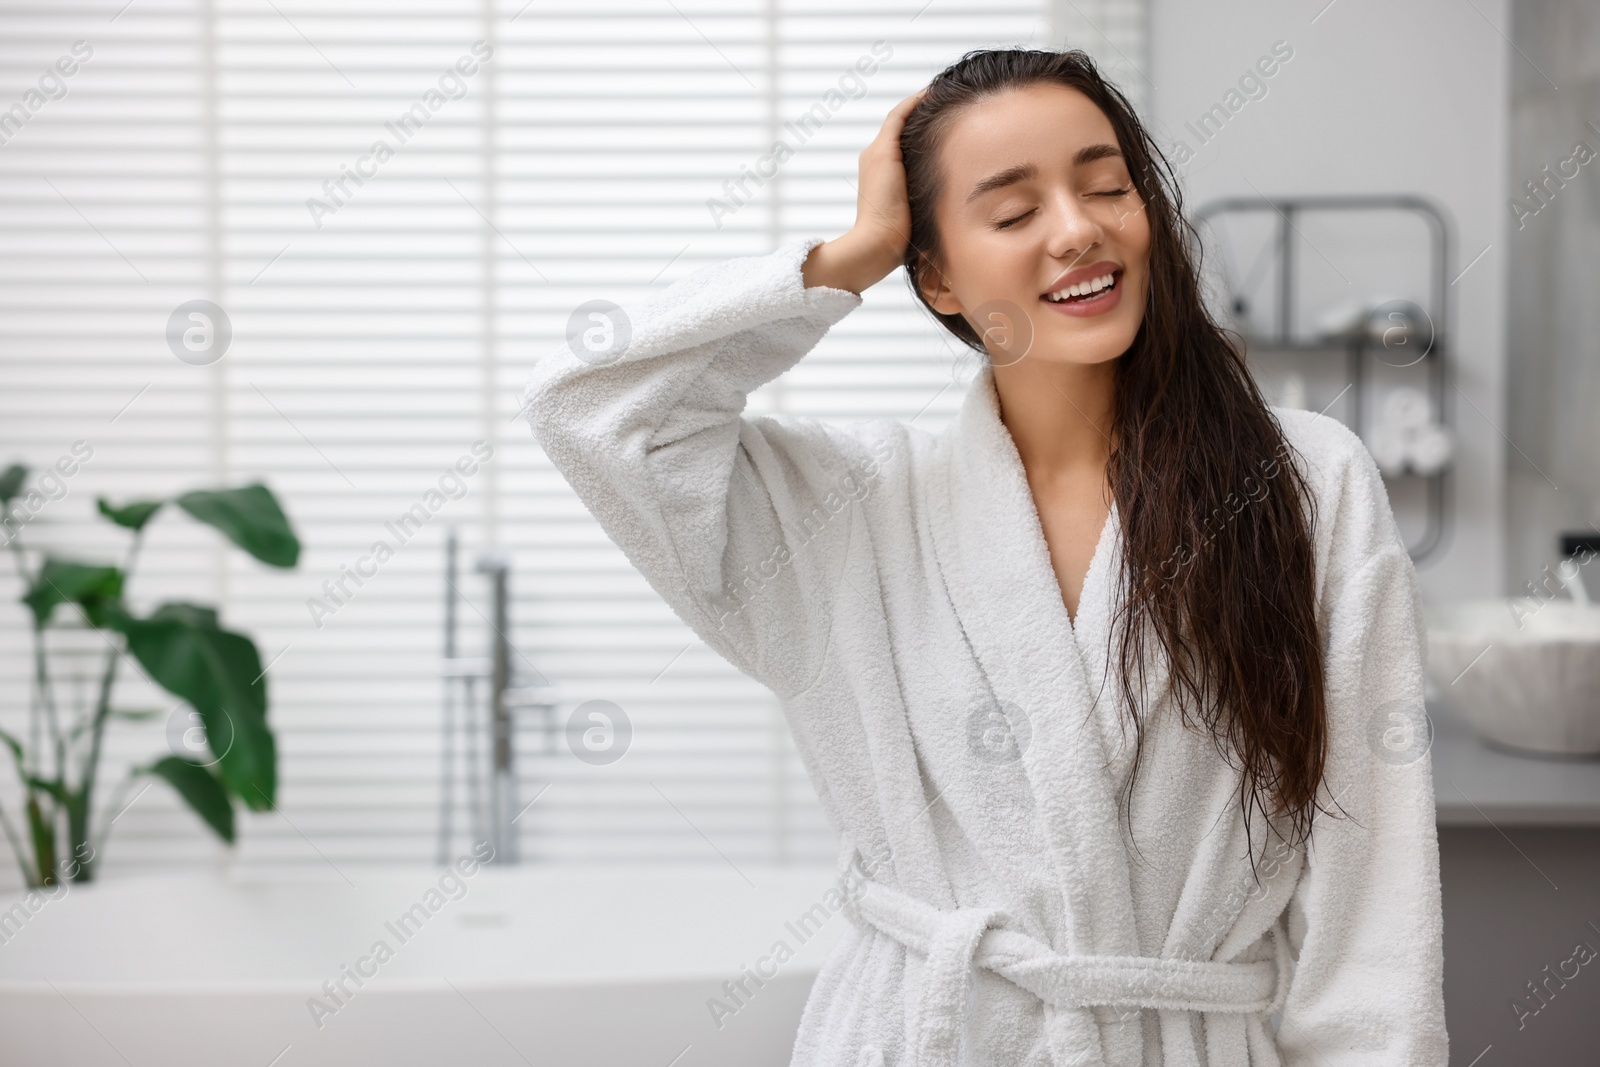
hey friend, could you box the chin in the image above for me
[1028,321,1139,366]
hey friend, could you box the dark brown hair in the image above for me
[902,48,1332,861]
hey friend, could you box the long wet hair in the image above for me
[902,48,1332,859]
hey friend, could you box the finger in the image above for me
[869,87,929,152]
[883,87,927,129]
[891,86,928,114]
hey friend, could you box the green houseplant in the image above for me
[0,462,300,887]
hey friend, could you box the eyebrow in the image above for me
[964,143,1125,203]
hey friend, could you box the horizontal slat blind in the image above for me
[0,0,1145,891]
[0,0,228,892]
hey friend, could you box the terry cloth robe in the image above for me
[521,236,1449,1067]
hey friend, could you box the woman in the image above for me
[524,48,1446,1067]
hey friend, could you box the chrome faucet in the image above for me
[1557,533,1597,606]
[438,529,561,865]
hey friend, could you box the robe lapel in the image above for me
[924,363,1142,966]
[1063,499,1143,797]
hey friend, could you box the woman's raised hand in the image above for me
[802,88,927,295]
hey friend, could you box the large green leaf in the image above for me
[23,559,124,627]
[97,497,164,531]
[175,485,299,568]
[148,602,218,629]
[0,464,24,504]
[144,756,235,842]
[111,602,276,809]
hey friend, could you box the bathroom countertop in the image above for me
[1427,701,1600,827]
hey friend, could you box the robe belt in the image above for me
[835,837,1293,1067]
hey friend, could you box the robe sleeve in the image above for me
[520,236,874,698]
[1274,442,1448,1065]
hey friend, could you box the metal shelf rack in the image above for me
[1193,194,1455,562]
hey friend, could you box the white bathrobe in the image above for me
[521,237,1448,1067]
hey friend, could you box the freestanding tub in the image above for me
[0,863,849,1067]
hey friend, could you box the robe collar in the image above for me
[923,362,1142,963]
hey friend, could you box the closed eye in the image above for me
[994,208,1035,230]
[996,188,1131,229]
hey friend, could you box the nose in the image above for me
[1044,190,1104,266]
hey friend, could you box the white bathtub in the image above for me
[0,863,849,1067]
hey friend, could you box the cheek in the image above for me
[946,224,1033,298]
[1116,208,1153,316]
[1121,198,1152,254]
[1123,209,1153,284]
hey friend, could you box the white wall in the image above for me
[1504,0,1600,598]
[1148,0,1511,602]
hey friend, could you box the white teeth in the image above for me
[1046,273,1116,302]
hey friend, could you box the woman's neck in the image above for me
[990,358,1116,480]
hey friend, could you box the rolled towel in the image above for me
[1408,423,1453,475]
[1383,386,1432,430]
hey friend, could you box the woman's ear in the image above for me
[916,254,963,316]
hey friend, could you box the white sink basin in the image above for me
[1426,599,1600,757]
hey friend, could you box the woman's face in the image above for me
[918,82,1151,369]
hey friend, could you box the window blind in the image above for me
[0,0,1147,891]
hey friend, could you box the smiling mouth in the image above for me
[1042,269,1121,304]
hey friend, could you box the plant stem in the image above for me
[32,625,66,794]
[73,528,143,883]
[7,539,41,776]
[25,794,57,887]
[68,645,119,883]
[0,798,39,889]
[0,732,40,887]
[8,530,58,886]
[90,768,140,861]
